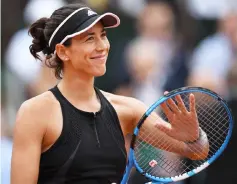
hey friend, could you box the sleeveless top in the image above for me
[38,86,127,184]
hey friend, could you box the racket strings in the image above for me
[193,98,229,155]
[135,126,198,175]
[179,93,227,136]
[134,92,230,178]
[135,139,186,175]
[135,128,205,175]
[137,113,205,160]
[159,93,229,157]
[182,95,228,157]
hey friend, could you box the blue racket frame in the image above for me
[121,87,234,184]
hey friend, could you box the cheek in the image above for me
[72,46,93,61]
[106,39,110,51]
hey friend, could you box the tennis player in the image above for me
[11,3,209,184]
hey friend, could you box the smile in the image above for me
[90,55,107,60]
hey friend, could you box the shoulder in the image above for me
[101,90,144,109]
[18,91,58,116]
[15,91,59,134]
[99,90,149,135]
[100,90,148,123]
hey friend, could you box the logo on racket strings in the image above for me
[149,159,158,167]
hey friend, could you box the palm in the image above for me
[159,93,199,142]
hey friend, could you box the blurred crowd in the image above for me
[1,0,237,184]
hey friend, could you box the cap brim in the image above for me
[60,12,120,45]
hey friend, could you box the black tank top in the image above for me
[38,86,127,184]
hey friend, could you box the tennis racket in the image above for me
[121,86,233,184]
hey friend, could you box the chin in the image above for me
[94,68,106,77]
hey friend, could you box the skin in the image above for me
[11,22,209,184]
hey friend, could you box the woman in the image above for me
[11,3,209,184]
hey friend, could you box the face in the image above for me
[59,22,110,77]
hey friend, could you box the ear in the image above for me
[55,44,69,61]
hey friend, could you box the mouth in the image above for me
[90,54,107,60]
[90,55,107,62]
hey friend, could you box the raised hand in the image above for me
[156,92,200,142]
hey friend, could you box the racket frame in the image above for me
[121,87,234,184]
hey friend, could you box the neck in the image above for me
[58,69,96,101]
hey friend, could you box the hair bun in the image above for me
[29,17,52,59]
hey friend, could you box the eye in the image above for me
[101,32,107,38]
[86,36,94,42]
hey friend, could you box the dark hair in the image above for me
[28,3,86,79]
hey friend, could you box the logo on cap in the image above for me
[88,10,97,16]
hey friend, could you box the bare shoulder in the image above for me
[100,90,148,135]
[101,90,143,109]
[18,91,58,117]
[15,91,59,134]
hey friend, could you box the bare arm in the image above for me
[103,91,209,160]
[140,111,209,160]
[11,100,46,184]
[130,97,209,160]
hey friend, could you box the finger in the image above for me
[164,91,169,95]
[155,123,172,136]
[160,102,173,121]
[166,98,180,114]
[154,117,171,134]
[189,93,196,113]
[175,95,187,113]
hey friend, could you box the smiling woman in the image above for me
[28,4,119,79]
[11,3,209,184]
[57,23,110,78]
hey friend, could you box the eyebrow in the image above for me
[86,28,106,36]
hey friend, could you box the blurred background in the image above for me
[1,0,237,183]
